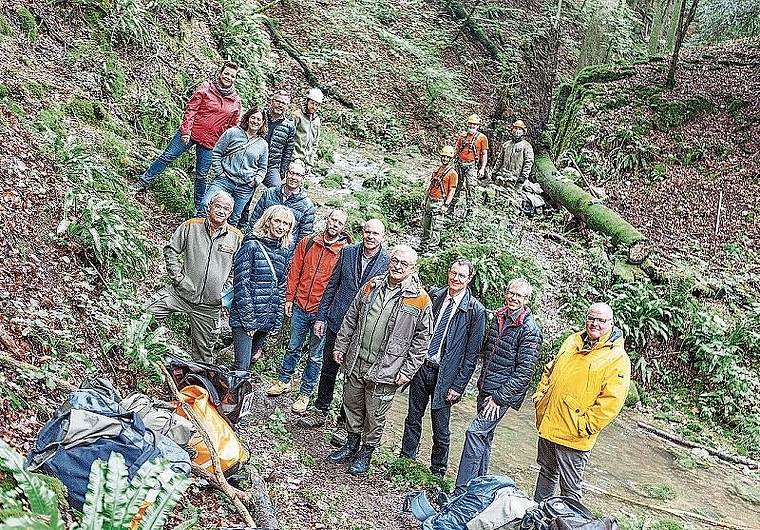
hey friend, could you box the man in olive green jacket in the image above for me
[532,302,630,503]
[145,191,243,362]
[327,245,433,475]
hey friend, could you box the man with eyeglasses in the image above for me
[532,302,630,503]
[454,278,542,494]
[327,245,433,476]
[239,89,296,226]
[246,159,315,249]
[143,191,243,362]
[400,258,487,477]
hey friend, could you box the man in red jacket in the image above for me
[130,62,242,212]
[267,209,351,414]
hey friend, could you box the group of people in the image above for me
[135,63,630,502]
[419,115,536,253]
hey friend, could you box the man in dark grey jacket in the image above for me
[454,277,542,494]
[400,258,487,477]
[144,191,243,362]
[299,219,390,430]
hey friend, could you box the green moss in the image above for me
[320,173,344,189]
[650,96,712,132]
[0,83,8,98]
[103,57,126,99]
[22,80,52,98]
[0,13,13,38]
[66,95,108,124]
[648,520,684,530]
[151,168,195,218]
[575,63,635,85]
[16,6,37,41]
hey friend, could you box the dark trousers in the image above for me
[400,363,452,475]
[313,328,346,422]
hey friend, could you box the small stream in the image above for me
[382,394,760,529]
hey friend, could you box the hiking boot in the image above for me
[330,424,348,447]
[348,445,375,475]
[267,380,291,396]
[298,409,327,428]
[327,432,360,464]
[291,395,309,414]
[129,180,148,192]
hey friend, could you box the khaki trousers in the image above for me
[145,286,220,363]
[343,358,398,447]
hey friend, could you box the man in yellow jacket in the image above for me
[532,302,630,503]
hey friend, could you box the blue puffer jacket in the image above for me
[316,243,391,333]
[477,305,542,410]
[229,235,289,332]
[266,111,295,176]
[248,186,315,247]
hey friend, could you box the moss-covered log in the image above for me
[535,154,648,262]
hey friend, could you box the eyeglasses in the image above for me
[273,99,289,105]
[506,290,528,299]
[211,204,233,212]
[287,170,306,178]
[390,257,414,269]
[448,270,470,280]
[586,317,611,325]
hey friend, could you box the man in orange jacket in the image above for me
[267,209,351,414]
[130,63,242,212]
[420,145,458,253]
[455,114,488,214]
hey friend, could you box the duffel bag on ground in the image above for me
[172,384,248,476]
[166,356,253,425]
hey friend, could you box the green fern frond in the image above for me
[136,465,191,530]
[0,440,64,530]
[80,457,108,530]
[101,452,131,530]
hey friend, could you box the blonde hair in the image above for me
[251,205,295,248]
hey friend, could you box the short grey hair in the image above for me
[209,190,234,207]
[507,277,532,298]
[391,244,417,266]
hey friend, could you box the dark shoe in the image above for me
[330,424,348,447]
[298,409,327,428]
[327,432,360,464]
[348,445,375,475]
[129,180,147,192]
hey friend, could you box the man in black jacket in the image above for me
[454,278,542,494]
[400,258,487,476]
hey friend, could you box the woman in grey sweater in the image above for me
[199,107,269,226]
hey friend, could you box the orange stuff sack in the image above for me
[173,385,248,474]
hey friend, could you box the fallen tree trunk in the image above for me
[264,19,356,109]
[534,153,648,263]
[638,421,760,469]
[444,0,501,62]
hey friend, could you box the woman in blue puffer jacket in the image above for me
[230,204,294,370]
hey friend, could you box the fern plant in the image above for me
[0,439,65,530]
[77,452,192,530]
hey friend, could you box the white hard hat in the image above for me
[306,87,324,103]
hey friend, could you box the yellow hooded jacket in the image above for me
[533,327,631,451]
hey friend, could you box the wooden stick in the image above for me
[583,482,746,529]
[637,421,760,469]
[159,364,267,528]
[715,190,723,236]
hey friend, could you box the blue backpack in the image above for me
[25,389,176,510]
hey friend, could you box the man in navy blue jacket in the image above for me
[298,219,390,432]
[400,257,487,476]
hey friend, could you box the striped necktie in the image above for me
[428,298,455,361]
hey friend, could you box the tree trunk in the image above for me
[534,154,648,261]
[665,0,699,88]
[647,0,666,56]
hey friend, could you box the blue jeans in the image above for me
[232,327,269,371]
[200,175,255,227]
[400,363,452,476]
[454,392,509,494]
[140,130,213,211]
[278,306,325,397]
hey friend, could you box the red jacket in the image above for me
[286,231,352,313]
[179,81,242,149]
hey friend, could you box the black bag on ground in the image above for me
[166,356,253,425]
[521,497,618,530]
